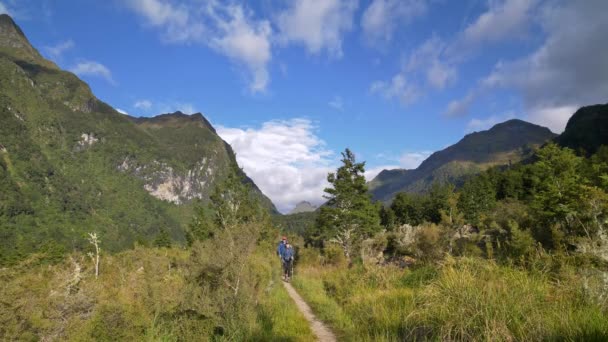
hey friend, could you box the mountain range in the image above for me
[1,13,606,262]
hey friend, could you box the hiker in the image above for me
[277,236,287,259]
[282,243,295,281]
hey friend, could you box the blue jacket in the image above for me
[282,247,294,262]
[277,241,286,257]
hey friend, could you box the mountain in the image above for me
[289,201,317,214]
[556,103,608,154]
[0,14,275,264]
[369,119,557,202]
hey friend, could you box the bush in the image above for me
[323,244,348,267]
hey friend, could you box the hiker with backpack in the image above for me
[282,243,295,281]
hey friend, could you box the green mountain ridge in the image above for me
[369,119,558,202]
[556,103,608,155]
[0,15,275,264]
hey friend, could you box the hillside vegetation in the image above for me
[0,14,274,265]
[294,136,608,340]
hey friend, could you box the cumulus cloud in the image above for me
[276,0,358,58]
[217,119,335,213]
[115,108,129,115]
[361,0,427,44]
[207,5,272,93]
[125,0,271,92]
[44,39,74,60]
[70,61,115,84]
[134,99,152,110]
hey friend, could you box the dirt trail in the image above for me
[283,281,337,342]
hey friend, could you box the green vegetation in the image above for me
[0,16,274,265]
[293,141,608,341]
[0,166,312,341]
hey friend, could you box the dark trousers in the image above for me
[283,259,293,278]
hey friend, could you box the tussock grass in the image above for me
[293,254,608,341]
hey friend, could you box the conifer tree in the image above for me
[316,149,381,258]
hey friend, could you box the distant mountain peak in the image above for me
[0,14,25,37]
[0,14,48,65]
[289,201,317,214]
[369,118,557,202]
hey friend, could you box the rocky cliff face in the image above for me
[118,156,217,204]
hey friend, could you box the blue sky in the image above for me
[2,0,607,212]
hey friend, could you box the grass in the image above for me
[0,246,314,341]
[292,253,608,341]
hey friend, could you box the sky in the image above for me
[2,0,607,213]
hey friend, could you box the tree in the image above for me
[154,227,171,248]
[458,174,497,224]
[87,232,100,278]
[379,205,396,230]
[316,149,381,259]
[425,183,455,224]
[188,163,267,245]
[391,192,424,226]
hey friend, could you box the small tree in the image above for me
[316,148,381,260]
[87,232,100,279]
[154,227,172,248]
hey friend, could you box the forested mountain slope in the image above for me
[0,14,275,264]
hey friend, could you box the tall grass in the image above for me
[293,251,608,341]
[0,246,313,341]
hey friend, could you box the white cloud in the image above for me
[125,0,203,42]
[207,5,272,93]
[445,92,476,117]
[125,0,271,92]
[477,0,608,132]
[370,74,421,105]
[361,0,427,44]
[466,112,516,132]
[399,151,431,169]
[70,61,115,84]
[366,150,432,180]
[365,164,399,181]
[525,105,576,134]
[173,102,196,114]
[134,99,152,110]
[44,39,74,60]
[406,36,456,90]
[372,36,455,105]
[276,0,358,58]
[217,119,334,213]
[0,2,10,15]
[115,108,129,115]
[462,0,538,46]
[328,96,344,111]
